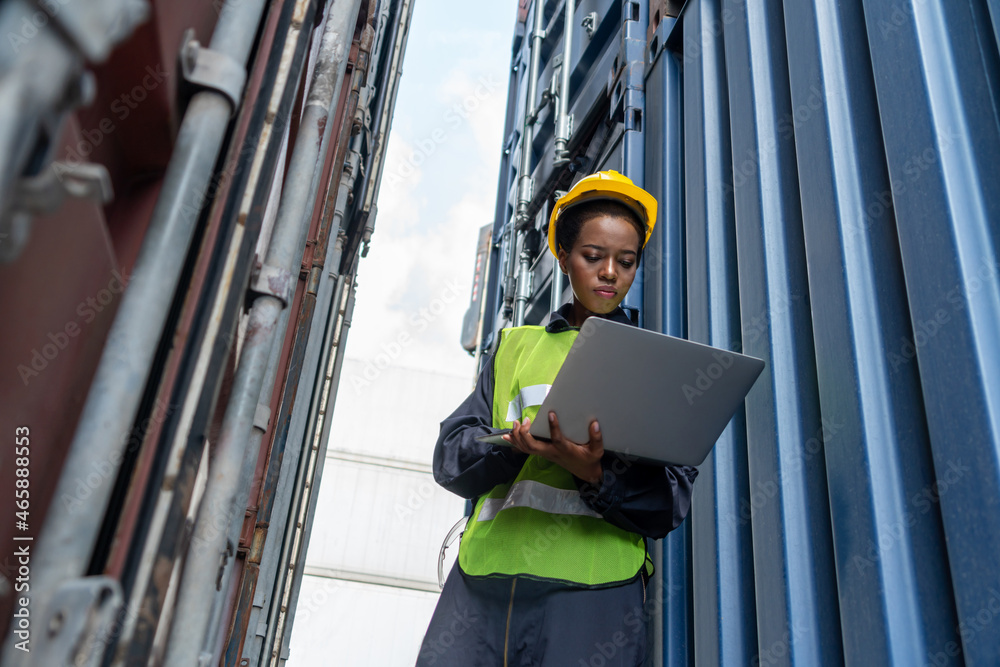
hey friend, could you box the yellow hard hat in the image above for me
[547,170,658,257]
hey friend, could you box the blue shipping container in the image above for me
[475,1,1000,665]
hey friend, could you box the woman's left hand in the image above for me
[503,411,604,485]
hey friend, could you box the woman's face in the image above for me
[557,215,642,325]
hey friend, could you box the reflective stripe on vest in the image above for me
[458,325,646,587]
[478,479,603,521]
[505,384,552,422]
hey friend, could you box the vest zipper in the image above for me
[503,577,518,667]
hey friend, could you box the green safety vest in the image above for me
[457,324,647,587]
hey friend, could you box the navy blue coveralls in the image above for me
[417,304,699,667]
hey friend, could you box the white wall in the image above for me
[287,360,472,666]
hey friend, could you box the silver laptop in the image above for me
[477,317,765,466]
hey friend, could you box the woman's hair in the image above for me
[554,199,646,257]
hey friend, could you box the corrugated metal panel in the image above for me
[485,0,1000,664]
[652,0,999,663]
[720,1,843,664]
[670,0,759,662]
[858,4,1000,665]
[783,0,956,662]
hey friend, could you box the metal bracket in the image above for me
[249,262,295,307]
[582,12,598,39]
[33,576,124,667]
[12,162,113,216]
[0,0,120,266]
[0,162,114,263]
[252,403,271,434]
[178,28,247,116]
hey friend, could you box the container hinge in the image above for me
[306,264,323,296]
[582,12,597,39]
[249,263,295,308]
[178,28,247,116]
[32,576,124,667]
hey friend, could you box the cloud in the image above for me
[435,68,507,177]
[348,177,489,376]
[338,1,512,381]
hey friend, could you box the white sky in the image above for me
[345,0,516,383]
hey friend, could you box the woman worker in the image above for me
[418,170,698,666]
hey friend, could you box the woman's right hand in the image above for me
[504,411,604,485]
